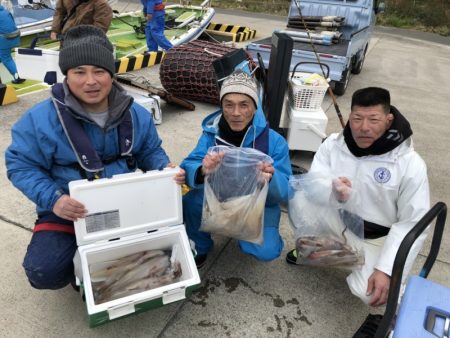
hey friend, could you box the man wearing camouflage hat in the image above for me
[5,25,184,290]
[181,67,292,268]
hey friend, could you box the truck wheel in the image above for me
[333,68,350,96]
[352,46,367,75]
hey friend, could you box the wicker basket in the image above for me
[288,62,330,112]
[288,72,329,112]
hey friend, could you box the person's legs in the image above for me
[346,236,390,304]
[145,20,158,51]
[239,226,284,261]
[348,233,424,305]
[150,11,173,51]
[183,189,214,256]
[22,231,77,290]
[0,48,18,77]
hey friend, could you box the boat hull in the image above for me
[14,5,215,83]
[11,0,54,29]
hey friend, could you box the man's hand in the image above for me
[166,163,185,185]
[258,162,274,182]
[201,152,224,176]
[332,176,352,202]
[53,194,87,221]
[366,269,390,307]
[146,13,153,21]
[50,32,58,40]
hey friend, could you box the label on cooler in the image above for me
[86,210,120,233]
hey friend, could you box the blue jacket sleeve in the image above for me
[5,108,65,212]
[266,132,292,205]
[180,132,214,189]
[132,104,170,171]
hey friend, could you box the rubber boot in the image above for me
[11,74,26,84]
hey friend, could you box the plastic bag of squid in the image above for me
[288,173,365,270]
[200,145,271,245]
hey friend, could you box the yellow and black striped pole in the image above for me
[0,82,18,106]
[115,51,165,74]
[206,23,257,43]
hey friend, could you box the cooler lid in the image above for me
[288,106,327,121]
[69,168,183,246]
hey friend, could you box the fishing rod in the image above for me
[293,0,346,129]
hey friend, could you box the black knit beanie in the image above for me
[59,25,115,76]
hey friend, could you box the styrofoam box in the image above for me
[69,168,200,327]
[286,106,328,152]
[15,48,65,84]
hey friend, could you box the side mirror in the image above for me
[376,1,385,14]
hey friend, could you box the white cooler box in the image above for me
[286,106,328,152]
[15,48,64,84]
[126,87,162,125]
[69,168,200,327]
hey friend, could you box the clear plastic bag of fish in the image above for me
[200,145,272,244]
[288,173,365,270]
[89,246,182,304]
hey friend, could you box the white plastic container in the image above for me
[286,106,328,152]
[69,168,200,327]
[125,86,162,125]
[15,48,64,84]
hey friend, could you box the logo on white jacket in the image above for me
[374,167,391,183]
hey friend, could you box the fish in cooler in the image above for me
[90,249,182,304]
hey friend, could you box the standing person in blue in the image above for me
[181,69,292,268]
[5,25,184,290]
[141,0,173,52]
[0,4,25,84]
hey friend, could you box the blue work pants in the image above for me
[145,10,173,52]
[0,48,18,77]
[183,188,284,261]
[22,230,77,290]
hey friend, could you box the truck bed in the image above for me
[252,36,350,57]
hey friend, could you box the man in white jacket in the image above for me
[286,87,430,307]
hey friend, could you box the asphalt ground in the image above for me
[0,5,449,337]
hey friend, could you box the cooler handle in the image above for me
[108,301,135,320]
[306,123,327,139]
[163,287,186,304]
[426,307,450,338]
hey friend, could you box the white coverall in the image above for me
[309,132,430,304]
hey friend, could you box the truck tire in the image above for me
[333,67,350,96]
[352,45,368,75]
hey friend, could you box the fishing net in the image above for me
[159,40,253,105]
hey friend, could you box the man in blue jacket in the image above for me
[5,25,184,290]
[181,69,292,268]
[0,4,25,84]
[140,0,172,51]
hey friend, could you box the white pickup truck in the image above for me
[246,0,385,95]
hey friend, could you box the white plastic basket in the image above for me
[288,72,329,112]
